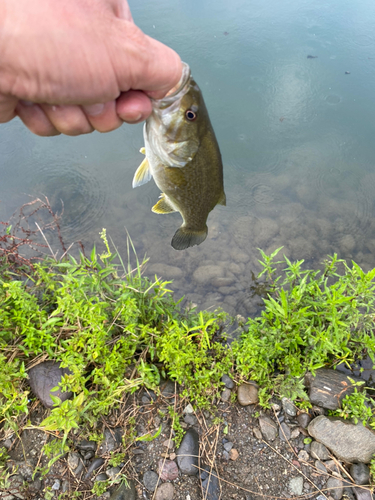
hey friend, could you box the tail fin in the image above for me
[171,225,208,250]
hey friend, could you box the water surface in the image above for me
[1,0,375,316]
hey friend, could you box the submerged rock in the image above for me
[28,361,72,408]
[308,416,375,463]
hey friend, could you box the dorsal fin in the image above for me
[132,157,152,188]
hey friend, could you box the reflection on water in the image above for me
[2,0,375,319]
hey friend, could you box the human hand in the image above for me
[0,0,182,136]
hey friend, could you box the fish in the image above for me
[132,62,226,250]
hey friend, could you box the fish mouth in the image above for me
[156,62,191,106]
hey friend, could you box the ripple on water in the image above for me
[31,163,109,239]
[325,94,341,105]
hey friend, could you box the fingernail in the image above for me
[125,113,143,123]
[83,103,105,116]
[19,100,34,106]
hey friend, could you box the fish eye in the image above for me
[185,109,197,121]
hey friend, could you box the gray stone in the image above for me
[279,422,291,441]
[28,361,72,408]
[223,450,229,460]
[184,414,197,426]
[154,482,175,500]
[158,459,178,481]
[282,397,297,416]
[7,474,24,499]
[221,375,234,390]
[143,470,159,491]
[95,473,108,482]
[106,467,121,480]
[13,461,34,481]
[297,450,310,462]
[324,460,341,474]
[290,428,300,440]
[51,479,60,490]
[297,413,311,429]
[289,476,303,495]
[83,450,94,460]
[67,452,80,470]
[259,416,278,441]
[326,477,344,500]
[253,427,263,440]
[84,457,105,480]
[353,487,373,500]
[308,416,375,463]
[237,383,259,406]
[159,378,176,397]
[99,428,123,454]
[223,442,233,452]
[221,388,231,402]
[183,404,194,415]
[350,463,370,485]
[109,481,136,500]
[202,471,220,500]
[77,439,96,452]
[315,460,327,474]
[311,441,330,460]
[176,428,199,475]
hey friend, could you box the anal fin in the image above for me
[132,157,151,188]
[152,194,177,214]
[217,191,226,206]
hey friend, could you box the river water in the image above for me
[1,0,375,317]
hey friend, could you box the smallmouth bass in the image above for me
[132,62,226,250]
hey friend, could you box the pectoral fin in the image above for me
[132,157,151,188]
[152,195,177,214]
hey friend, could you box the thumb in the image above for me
[0,94,17,123]
[108,19,183,99]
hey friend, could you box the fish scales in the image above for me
[132,62,225,250]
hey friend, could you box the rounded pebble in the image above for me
[155,482,174,500]
[143,470,160,491]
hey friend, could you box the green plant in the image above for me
[0,446,10,490]
[370,456,375,484]
[331,385,375,427]
[0,232,229,443]
[233,249,375,404]
[92,479,109,496]
[168,407,185,448]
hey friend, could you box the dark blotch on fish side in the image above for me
[307,55,318,58]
